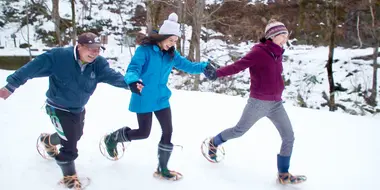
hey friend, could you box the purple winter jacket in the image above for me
[216,40,285,101]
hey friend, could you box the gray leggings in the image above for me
[220,98,294,156]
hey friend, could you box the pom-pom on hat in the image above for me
[159,13,181,37]
[264,19,289,39]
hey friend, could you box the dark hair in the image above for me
[136,31,176,59]
[259,37,273,43]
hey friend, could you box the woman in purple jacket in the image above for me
[203,19,306,184]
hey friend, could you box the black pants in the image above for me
[127,107,173,144]
[45,105,85,162]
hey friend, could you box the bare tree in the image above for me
[146,0,153,33]
[187,0,205,90]
[52,0,62,46]
[113,0,134,57]
[25,0,32,61]
[325,0,338,111]
[177,0,185,55]
[186,0,230,90]
[146,0,163,33]
[71,0,76,46]
[356,12,362,48]
[365,0,379,106]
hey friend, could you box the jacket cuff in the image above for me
[5,84,16,93]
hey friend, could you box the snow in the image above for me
[0,69,379,190]
[0,1,379,189]
[0,0,379,118]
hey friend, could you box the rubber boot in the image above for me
[104,127,131,158]
[157,143,175,179]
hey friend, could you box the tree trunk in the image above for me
[52,0,62,46]
[153,3,161,31]
[367,0,378,106]
[356,12,362,48]
[146,0,161,33]
[297,0,306,38]
[368,42,379,106]
[25,0,32,61]
[71,0,76,46]
[89,0,92,18]
[146,0,153,33]
[181,1,187,56]
[191,0,205,91]
[326,0,337,111]
[177,0,184,55]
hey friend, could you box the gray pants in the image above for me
[220,98,294,156]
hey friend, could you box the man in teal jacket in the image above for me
[102,13,214,181]
[0,32,129,188]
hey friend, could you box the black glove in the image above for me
[129,81,144,95]
[203,62,218,81]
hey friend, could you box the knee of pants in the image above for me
[138,130,151,139]
[283,136,295,145]
[59,138,79,160]
[57,147,78,162]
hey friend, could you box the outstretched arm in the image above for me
[173,51,208,74]
[97,58,129,89]
[5,49,55,93]
[216,49,258,77]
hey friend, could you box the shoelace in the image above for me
[62,175,81,189]
[279,173,300,184]
[208,140,217,156]
[41,135,58,156]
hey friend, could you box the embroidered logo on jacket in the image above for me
[90,72,96,79]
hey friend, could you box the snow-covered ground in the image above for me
[0,69,379,190]
[0,0,379,118]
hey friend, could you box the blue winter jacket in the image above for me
[125,44,208,113]
[5,46,128,113]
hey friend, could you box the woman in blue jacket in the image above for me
[103,13,212,180]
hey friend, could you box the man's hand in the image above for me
[0,87,12,100]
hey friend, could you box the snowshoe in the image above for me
[153,168,183,181]
[201,137,225,163]
[58,174,91,190]
[36,133,59,160]
[99,133,128,161]
[277,173,307,184]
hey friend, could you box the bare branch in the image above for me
[153,0,179,9]
[356,12,362,48]
[203,3,225,21]
[369,0,375,28]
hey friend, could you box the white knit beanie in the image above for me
[158,13,181,37]
[264,19,289,39]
